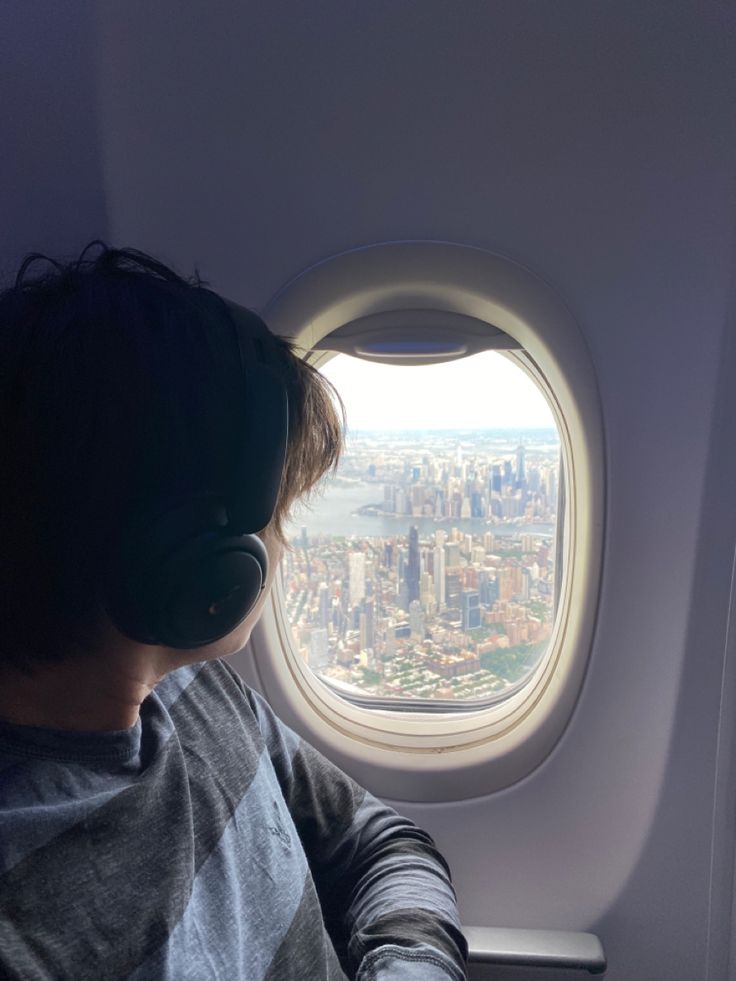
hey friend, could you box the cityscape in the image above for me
[281,428,563,705]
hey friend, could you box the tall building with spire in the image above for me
[516,444,526,487]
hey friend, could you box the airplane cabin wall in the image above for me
[0,3,109,278]
[2,3,736,978]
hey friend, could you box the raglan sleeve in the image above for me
[244,684,469,981]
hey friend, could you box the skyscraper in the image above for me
[445,572,462,611]
[445,542,461,567]
[409,600,425,639]
[481,575,499,606]
[434,545,446,608]
[349,552,366,606]
[364,598,375,649]
[516,444,526,486]
[461,590,481,631]
[318,583,330,628]
[309,629,329,671]
[407,526,420,606]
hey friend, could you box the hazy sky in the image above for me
[319,351,556,431]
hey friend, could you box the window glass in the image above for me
[280,351,562,708]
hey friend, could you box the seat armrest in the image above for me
[464,926,606,975]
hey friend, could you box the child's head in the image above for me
[0,244,343,670]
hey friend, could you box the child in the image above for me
[0,245,468,980]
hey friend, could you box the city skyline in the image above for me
[281,429,562,705]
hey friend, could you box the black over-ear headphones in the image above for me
[104,290,289,649]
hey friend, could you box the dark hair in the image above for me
[0,243,343,669]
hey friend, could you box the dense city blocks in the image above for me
[282,430,561,705]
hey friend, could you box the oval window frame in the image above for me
[247,242,605,801]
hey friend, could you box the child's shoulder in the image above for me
[153,659,256,717]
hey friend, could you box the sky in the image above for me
[319,351,557,432]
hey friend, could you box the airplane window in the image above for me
[255,243,601,795]
[280,350,564,712]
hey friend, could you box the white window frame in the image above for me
[246,242,604,801]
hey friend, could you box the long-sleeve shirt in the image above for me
[0,658,468,980]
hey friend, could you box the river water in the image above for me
[286,482,555,541]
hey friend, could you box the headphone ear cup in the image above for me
[105,500,269,648]
[154,533,268,648]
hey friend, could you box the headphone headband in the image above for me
[198,290,289,534]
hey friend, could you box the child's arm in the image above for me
[246,685,468,981]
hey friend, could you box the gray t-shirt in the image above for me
[0,659,467,980]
